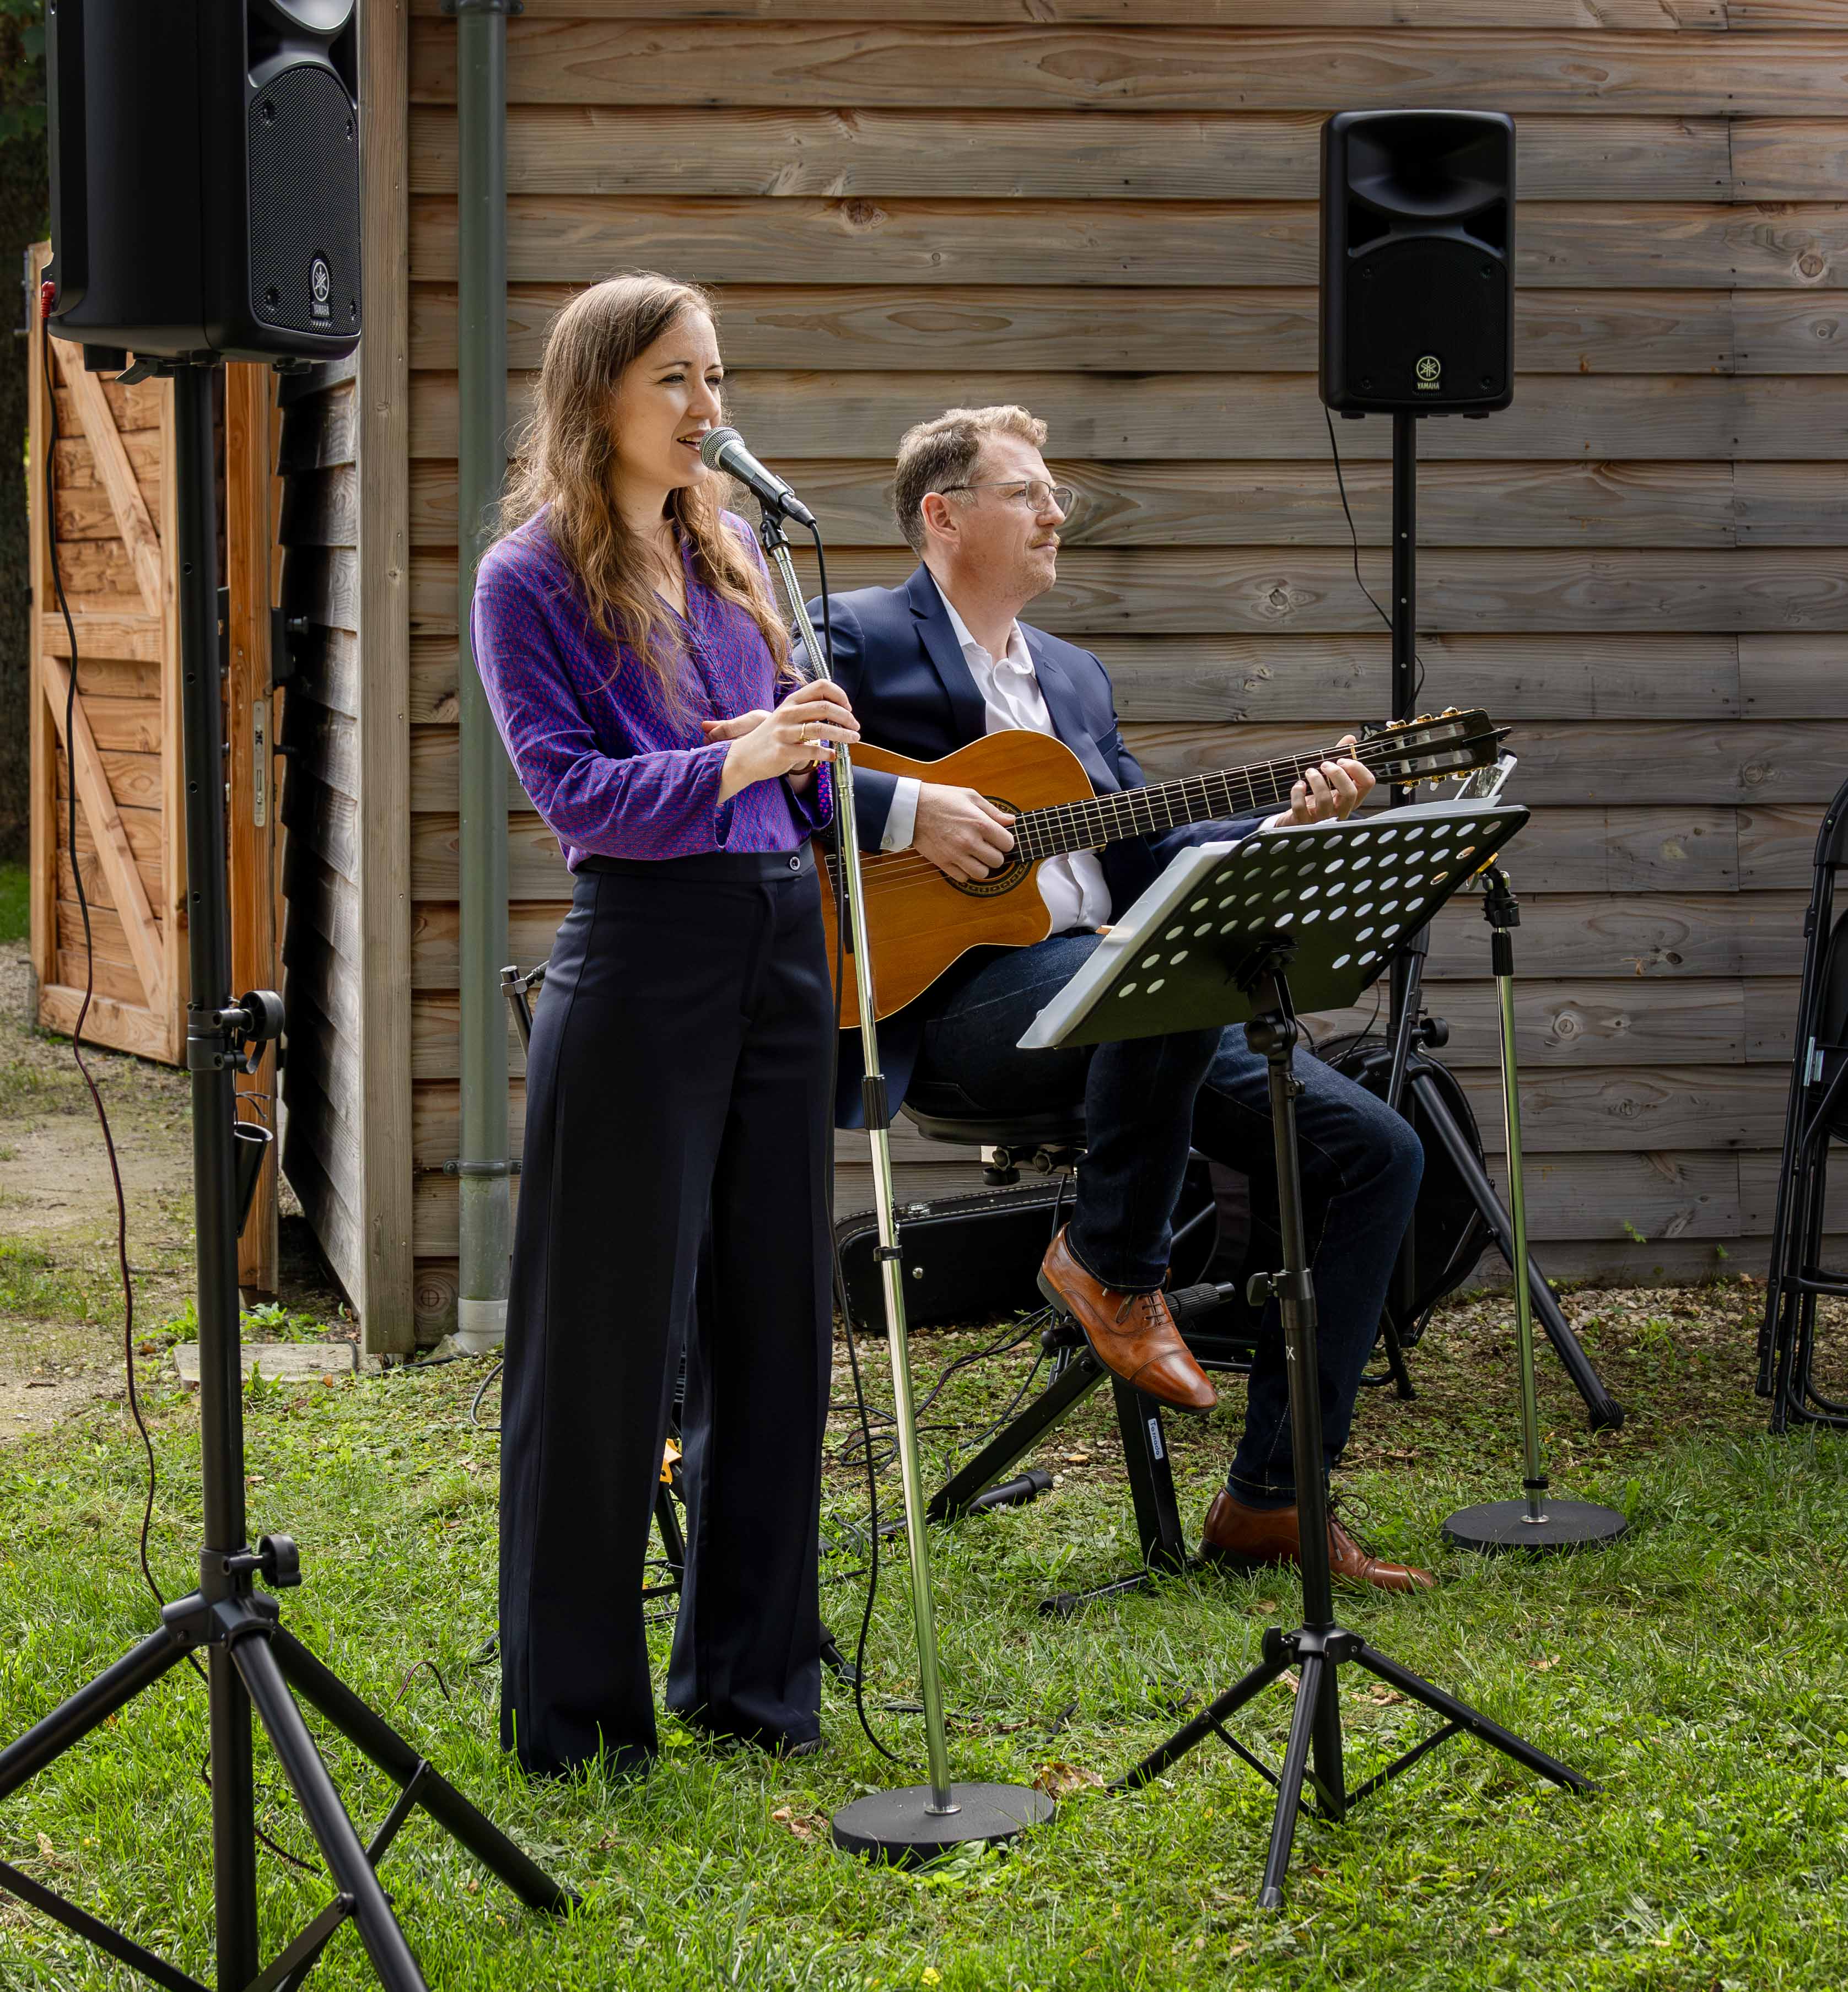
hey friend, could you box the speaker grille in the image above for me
[247,63,360,341]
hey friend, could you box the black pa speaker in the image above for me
[1319,109,1513,417]
[45,0,360,364]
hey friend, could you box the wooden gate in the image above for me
[26,243,287,1291]
[26,242,184,1065]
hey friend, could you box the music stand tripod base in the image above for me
[1022,808,1592,1909]
[831,1782,1057,1867]
[1444,1499,1627,1553]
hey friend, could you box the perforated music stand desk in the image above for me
[1022,800,1517,1053]
[1020,802,1592,1908]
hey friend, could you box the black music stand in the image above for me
[1020,805,1592,1907]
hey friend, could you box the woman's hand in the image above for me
[710,678,859,801]
[1280,734,1373,827]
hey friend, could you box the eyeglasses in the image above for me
[939,478,1076,516]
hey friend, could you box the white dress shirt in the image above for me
[881,578,1114,935]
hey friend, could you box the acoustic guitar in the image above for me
[817,709,1507,1023]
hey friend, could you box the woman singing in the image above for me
[470,273,858,1777]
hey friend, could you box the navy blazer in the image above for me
[804,566,1267,1127]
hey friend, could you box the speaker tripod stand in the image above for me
[0,361,573,1992]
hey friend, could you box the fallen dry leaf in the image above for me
[1033,1761,1106,1800]
[771,1804,825,1841]
[1367,1685,1406,1705]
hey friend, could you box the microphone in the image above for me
[698,426,817,528]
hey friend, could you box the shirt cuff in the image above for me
[1259,812,1288,834]
[882,776,923,852]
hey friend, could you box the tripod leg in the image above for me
[1352,1643,1591,1793]
[926,1351,1102,1524]
[1112,1378,1189,1575]
[0,1620,196,1800]
[1375,1308,1415,1399]
[1259,1650,1325,1910]
[210,1644,260,1992]
[271,1627,574,1912]
[233,1634,429,1992]
[1310,1658,1346,1822]
[1112,1645,1291,1790]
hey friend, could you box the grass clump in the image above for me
[0,864,25,947]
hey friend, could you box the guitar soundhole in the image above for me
[948,795,1033,899]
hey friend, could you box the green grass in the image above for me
[0,1240,114,1325]
[2,1305,1846,1989]
[0,864,26,947]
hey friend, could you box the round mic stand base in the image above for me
[1442,867,1627,1559]
[831,1782,1056,1868]
[1443,1498,1628,1554]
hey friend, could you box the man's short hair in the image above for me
[892,404,1049,555]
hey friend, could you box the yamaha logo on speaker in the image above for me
[1415,354,1442,391]
[309,257,332,323]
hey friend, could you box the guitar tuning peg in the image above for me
[1385,718,1405,730]
[1414,712,1434,725]
[1440,705,1460,717]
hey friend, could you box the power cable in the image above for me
[1324,407,1425,714]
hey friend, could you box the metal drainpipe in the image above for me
[450,0,514,1352]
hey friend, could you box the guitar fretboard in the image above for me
[1013,741,1403,862]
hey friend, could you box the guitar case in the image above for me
[833,1159,1245,1358]
[834,1040,1489,1362]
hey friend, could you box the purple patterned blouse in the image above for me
[470,506,831,866]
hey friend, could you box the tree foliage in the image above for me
[0,1,46,147]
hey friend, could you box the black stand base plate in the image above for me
[1443,1498,1628,1553]
[831,1782,1055,1867]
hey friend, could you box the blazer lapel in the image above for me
[907,566,988,742]
[1024,630,1117,793]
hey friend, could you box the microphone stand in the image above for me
[753,503,1053,1865]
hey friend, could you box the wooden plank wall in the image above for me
[277,355,370,1318]
[387,1,1848,1340]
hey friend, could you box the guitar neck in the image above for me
[1014,744,1387,862]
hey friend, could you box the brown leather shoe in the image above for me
[1037,1227,1216,1413]
[1199,1488,1436,1595]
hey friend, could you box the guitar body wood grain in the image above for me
[816,732,1096,1024]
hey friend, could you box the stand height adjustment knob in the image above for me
[257,1534,301,1588]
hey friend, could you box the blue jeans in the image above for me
[913,935,1424,1505]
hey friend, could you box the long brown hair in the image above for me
[495,272,790,692]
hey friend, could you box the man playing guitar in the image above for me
[812,404,1432,1593]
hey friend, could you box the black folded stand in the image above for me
[1020,804,1592,1906]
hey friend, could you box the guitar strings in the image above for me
[820,727,1490,900]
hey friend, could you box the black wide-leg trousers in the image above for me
[498,847,836,1778]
